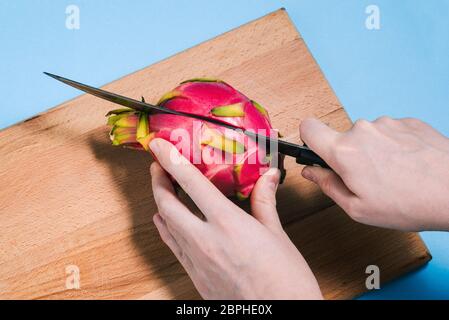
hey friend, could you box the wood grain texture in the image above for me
[0,9,430,300]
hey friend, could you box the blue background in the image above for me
[1,0,448,299]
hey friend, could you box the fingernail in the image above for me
[265,168,280,191]
[149,139,160,155]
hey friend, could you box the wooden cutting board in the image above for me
[0,9,430,300]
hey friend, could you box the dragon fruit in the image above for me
[106,78,285,200]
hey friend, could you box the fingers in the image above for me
[153,213,183,259]
[401,118,449,151]
[150,162,203,232]
[400,117,427,129]
[300,118,340,165]
[302,166,358,213]
[153,213,193,270]
[250,168,283,233]
[150,138,235,219]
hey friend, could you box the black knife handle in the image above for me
[296,146,330,169]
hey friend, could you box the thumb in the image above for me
[250,168,283,233]
[302,166,356,212]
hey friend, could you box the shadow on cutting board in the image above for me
[88,133,202,299]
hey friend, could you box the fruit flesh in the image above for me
[107,79,284,199]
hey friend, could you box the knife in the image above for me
[44,72,329,169]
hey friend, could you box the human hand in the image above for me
[149,138,323,300]
[300,117,449,231]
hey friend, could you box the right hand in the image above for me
[299,117,449,232]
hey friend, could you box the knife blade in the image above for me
[44,72,329,168]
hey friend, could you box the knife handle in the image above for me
[295,146,331,169]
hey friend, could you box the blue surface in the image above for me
[1,0,448,299]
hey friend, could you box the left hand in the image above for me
[149,138,323,300]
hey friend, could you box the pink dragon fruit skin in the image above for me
[107,78,284,200]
